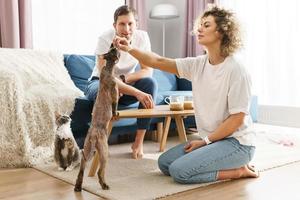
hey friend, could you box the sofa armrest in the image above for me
[250,96,258,122]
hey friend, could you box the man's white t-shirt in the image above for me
[176,55,255,146]
[90,29,151,79]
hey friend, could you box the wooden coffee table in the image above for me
[88,105,195,177]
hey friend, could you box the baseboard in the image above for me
[258,105,300,128]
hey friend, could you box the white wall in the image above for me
[146,0,186,58]
[32,0,124,54]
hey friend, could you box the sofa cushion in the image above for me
[134,64,177,92]
[64,55,95,92]
[177,77,192,91]
[153,69,177,92]
[250,95,258,122]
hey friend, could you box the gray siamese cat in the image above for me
[54,112,80,171]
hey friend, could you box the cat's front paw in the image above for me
[66,166,74,171]
[101,183,110,190]
[111,112,119,121]
[58,167,64,171]
[74,185,82,192]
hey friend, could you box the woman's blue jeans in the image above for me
[85,77,158,130]
[158,137,255,184]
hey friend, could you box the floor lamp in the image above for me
[150,4,179,57]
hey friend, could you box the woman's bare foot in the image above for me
[131,143,143,159]
[238,165,260,178]
[218,165,260,181]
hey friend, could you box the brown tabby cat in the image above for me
[54,112,80,171]
[74,45,120,191]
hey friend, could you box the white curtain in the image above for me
[219,0,300,107]
[31,0,124,54]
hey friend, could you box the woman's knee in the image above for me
[169,162,189,184]
[158,143,187,176]
[158,153,170,176]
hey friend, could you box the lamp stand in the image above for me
[162,19,165,57]
[150,4,179,57]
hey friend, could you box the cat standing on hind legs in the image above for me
[74,46,120,191]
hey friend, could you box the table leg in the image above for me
[107,120,113,137]
[159,116,171,152]
[157,122,163,142]
[88,151,99,177]
[88,120,113,177]
[174,116,187,142]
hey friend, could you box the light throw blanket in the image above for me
[0,48,83,167]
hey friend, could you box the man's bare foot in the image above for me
[238,165,260,178]
[131,144,143,159]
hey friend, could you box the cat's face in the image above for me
[55,112,71,127]
[103,46,120,64]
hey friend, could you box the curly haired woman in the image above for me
[114,5,259,184]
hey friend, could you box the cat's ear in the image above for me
[54,111,61,120]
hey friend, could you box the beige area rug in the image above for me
[34,124,300,200]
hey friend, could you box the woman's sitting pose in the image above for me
[114,5,259,184]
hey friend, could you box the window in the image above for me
[219,0,300,107]
[32,0,124,54]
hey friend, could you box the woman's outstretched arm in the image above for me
[114,36,178,75]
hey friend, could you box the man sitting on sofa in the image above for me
[85,5,158,159]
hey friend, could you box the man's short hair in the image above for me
[114,5,137,23]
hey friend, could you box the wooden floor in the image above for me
[1,162,300,200]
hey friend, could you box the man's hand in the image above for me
[113,36,132,52]
[135,91,155,109]
[184,140,206,153]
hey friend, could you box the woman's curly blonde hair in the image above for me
[193,5,242,57]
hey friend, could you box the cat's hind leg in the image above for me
[58,167,64,171]
[74,153,86,191]
[74,130,95,192]
[96,130,110,190]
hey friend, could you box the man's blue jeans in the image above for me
[84,77,158,130]
[158,137,255,184]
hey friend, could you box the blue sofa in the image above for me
[63,54,258,148]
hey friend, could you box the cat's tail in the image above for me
[81,131,97,162]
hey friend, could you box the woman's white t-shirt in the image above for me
[90,28,151,78]
[176,55,255,146]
